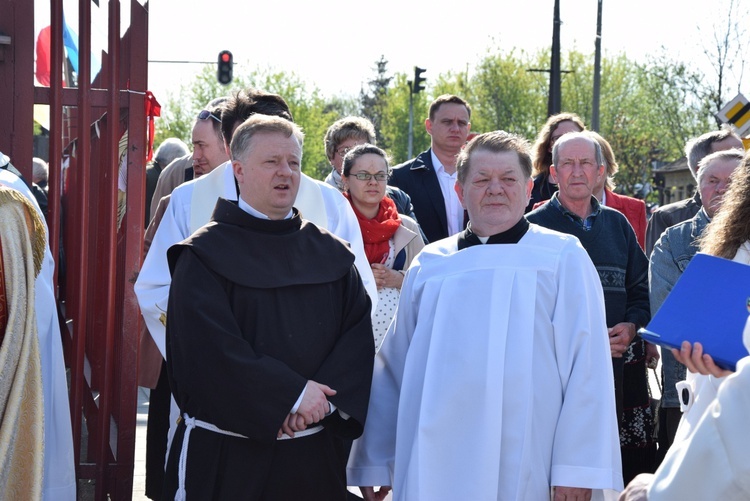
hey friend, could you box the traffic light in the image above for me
[413,67,426,94]
[217,50,233,85]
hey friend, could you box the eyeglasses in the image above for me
[351,172,388,182]
[197,110,221,123]
[336,146,354,157]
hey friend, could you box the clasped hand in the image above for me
[371,263,404,290]
[278,381,336,438]
[608,322,636,357]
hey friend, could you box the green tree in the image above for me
[154,46,718,194]
[154,65,248,147]
[360,56,393,149]
[153,66,341,179]
[467,49,547,138]
[379,73,429,164]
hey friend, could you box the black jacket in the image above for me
[389,149,463,243]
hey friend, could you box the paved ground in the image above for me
[132,387,149,500]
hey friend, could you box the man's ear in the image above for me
[232,159,243,181]
[525,177,533,200]
[454,181,466,208]
[549,165,558,184]
[425,118,433,136]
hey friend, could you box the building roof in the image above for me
[654,156,689,173]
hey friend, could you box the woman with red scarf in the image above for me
[342,144,424,352]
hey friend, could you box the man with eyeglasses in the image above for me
[389,94,472,243]
[148,101,228,223]
[191,107,228,177]
[527,131,651,486]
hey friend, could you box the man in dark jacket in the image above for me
[389,95,471,243]
[645,128,743,255]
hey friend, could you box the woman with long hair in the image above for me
[526,112,585,212]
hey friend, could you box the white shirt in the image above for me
[431,150,463,237]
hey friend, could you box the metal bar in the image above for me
[548,0,562,116]
[35,86,130,107]
[112,1,151,497]
[72,0,93,480]
[96,0,122,496]
[48,0,64,289]
[592,0,603,131]
[0,0,32,181]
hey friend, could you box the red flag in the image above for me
[36,26,51,86]
[144,92,162,162]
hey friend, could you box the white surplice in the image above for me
[0,170,77,501]
[134,161,376,360]
[348,224,623,500]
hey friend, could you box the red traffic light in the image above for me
[217,50,233,85]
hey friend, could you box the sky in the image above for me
[144,0,745,104]
[34,0,747,104]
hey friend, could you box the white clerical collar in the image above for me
[478,235,490,244]
[238,197,293,220]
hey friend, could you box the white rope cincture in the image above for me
[174,413,324,500]
[174,413,323,501]
[175,414,248,501]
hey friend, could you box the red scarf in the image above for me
[344,194,401,264]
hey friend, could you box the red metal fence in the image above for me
[0,0,150,498]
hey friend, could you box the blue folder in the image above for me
[639,253,750,371]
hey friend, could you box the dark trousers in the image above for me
[654,406,682,467]
[145,361,171,500]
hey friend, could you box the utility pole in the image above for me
[408,67,426,159]
[592,0,603,131]
[408,82,414,159]
[548,0,562,116]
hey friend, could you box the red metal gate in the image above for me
[0,0,150,498]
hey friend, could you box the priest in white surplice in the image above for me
[348,131,623,501]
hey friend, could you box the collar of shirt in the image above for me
[549,192,601,231]
[238,197,293,220]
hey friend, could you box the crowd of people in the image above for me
[2,86,749,500]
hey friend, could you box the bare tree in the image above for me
[699,0,749,125]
